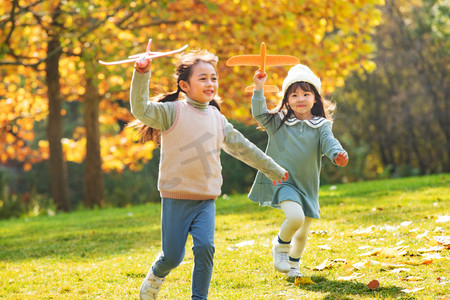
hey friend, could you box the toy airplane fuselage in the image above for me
[226,42,299,92]
[98,39,188,66]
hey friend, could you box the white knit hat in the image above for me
[281,64,321,96]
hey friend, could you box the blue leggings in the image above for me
[152,198,215,300]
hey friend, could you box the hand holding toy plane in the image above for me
[226,42,299,93]
[98,39,188,66]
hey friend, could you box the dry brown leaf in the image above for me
[367,279,380,290]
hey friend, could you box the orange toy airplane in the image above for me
[226,42,299,92]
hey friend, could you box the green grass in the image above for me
[1,174,449,299]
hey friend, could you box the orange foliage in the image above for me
[0,0,383,171]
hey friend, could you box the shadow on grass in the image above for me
[0,228,161,262]
[292,276,413,300]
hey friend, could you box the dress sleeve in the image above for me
[319,121,347,165]
[130,70,175,131]
[221,115,286,181]
[251,90,281,135]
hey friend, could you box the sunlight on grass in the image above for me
[0,174,449,299]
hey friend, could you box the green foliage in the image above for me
[0,174,448,299]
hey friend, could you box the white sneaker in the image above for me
[139,270,165,300]
[272,237,291,273]
[287,260,303,278]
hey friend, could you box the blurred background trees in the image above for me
[0,0,448,218]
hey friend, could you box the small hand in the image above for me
[334,152,348,167]
[135,57,151,73]
[273,171,289,186]
[253,70,267,91]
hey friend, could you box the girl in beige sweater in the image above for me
[130,49,288,300]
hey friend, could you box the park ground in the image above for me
[0,174,449,299]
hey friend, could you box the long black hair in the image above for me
[128,50,221,144]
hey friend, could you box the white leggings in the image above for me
[279,200,313,259]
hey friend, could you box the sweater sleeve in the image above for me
[221,115,286,181]
[130,70,176,131]
[320,122,347,165]
[251,90,280,134]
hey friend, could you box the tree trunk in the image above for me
[84,60,104,208]
[45,36,70,211]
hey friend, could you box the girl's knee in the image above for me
[193,243,215,258]
[286,214,304,229]
[161,253,184,269]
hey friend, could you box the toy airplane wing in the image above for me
[244,84,279,93]
[98,39,188,66]
[226,55,299,66]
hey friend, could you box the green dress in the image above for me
[248,90,347,219]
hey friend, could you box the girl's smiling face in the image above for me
[287,86,316,120]
[179,61,218,103]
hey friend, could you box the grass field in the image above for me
[1,174,449,299]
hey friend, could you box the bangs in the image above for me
[288,81,316,94]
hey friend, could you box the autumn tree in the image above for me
[1,0,384,208]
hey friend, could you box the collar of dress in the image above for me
[277,111,331,128]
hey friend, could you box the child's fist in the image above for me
[135,58,151,73]
[273,171,289,186]
[334,152,348,167]
[253,70,267,90]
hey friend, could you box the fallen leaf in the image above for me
[353,226,375,235]
[401,287,424,293]
[294,276,314,285]
[318,244,331,250]
[396,240,405,246]
[352,261,368,270]
[379,247,408,257]
[368,260,381,266]
[416,231,429,239]
[367,279,379,290]
[359,248,381,257]
[332,259,347,264]
[390,268,410,273]
[417,245,444,253]
[433,227,445,233]
[422,253,444,260]
[337,272,364,281]
[381,225,398,231]
[434,236,450,246]
[381,262,406,268]
[436,215,450,223]
[313,259,332,270]
[402,276,424,281]
[234,240,254,247]
[358,245,371,250]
